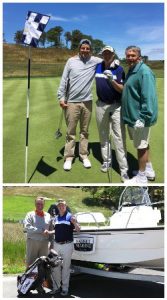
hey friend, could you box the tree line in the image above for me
[13,26,105,54]
[81,186,164,209]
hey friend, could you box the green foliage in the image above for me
[13,25,106,52]
[81,187,99,198]
[81,187,125,208]
[71,29,83,50]
[46,26,64,47]
[64,31,72,48]
[92,39,105,55]
[14,30,23,44]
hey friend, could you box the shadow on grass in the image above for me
[30,145,138,183]
[28,156,57,183]
[126,152,138,177]
[57,142,138,178]
[88,142,103,164]
[112,150,138,177]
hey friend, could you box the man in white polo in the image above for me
[48,199,80,296]
[95,45,129,182]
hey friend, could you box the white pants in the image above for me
[96,100,128,175]
[52,242,73,292]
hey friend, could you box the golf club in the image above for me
[107,112,112,183]
[55,77,70,139]
[55,109,63,139]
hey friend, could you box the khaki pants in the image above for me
[128,126,150,149]
[64,101,92,160]
[26,238,49,266]
[96,100,128,175]
[52,242,74,292]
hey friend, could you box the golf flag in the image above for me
[23,11,50,183]
[22,11,50,47]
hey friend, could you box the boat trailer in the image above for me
[71,265,164,284]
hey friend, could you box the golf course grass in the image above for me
[3,76,164,183]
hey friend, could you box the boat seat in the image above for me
[75,212,106,226]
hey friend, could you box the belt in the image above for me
[56,241,72,244]
[98,99,120,105]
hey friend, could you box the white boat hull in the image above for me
[72,227,164,269]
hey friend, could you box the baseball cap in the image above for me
[79,39,92,48]
[102,46,114,53]
[57,199,66,206]
[35,196,45,203]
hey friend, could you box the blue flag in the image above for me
[22,11,50,47]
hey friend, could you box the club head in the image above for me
[55,129,62,139]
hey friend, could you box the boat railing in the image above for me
[125,206,139,228]
[74,212,107,228]
[124,201,164,228]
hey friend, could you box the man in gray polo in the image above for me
[57,39,101,171]
[24,197,52,267]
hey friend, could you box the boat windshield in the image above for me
[119,187,151,208]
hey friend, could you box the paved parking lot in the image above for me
[3,273,164,298]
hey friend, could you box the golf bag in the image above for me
[17,249,62,296]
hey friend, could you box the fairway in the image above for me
[3,77,164,183]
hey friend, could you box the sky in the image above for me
[3,2,164,60]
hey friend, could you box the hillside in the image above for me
[3,186,115,221]
[3,43,164,78]
[3,43,77,63]
[3,43,76,77]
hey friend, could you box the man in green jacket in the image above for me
[121,46,158,184]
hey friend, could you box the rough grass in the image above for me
[3,222,26,274]
[3,44,76,77]
[3,44,164,78]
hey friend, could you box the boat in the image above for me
[72,187,164,269]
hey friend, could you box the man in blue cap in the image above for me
[57,39,101,171]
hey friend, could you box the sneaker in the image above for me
[63,160,72,171]
[49,288,61,295]
[100,162,111,173]
[132,169,155,181]
[60,290,69,296]
[121,173,129,183]
[126,174,148,185]
[83,158,91,168]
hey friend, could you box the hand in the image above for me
[103,70,114,81]
[134,119,145,129]
[60,100,68,109]
[43,229,49,236]
[71,216,77,225]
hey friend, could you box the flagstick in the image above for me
[25,46,31,183]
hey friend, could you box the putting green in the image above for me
[3,77,164,183]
